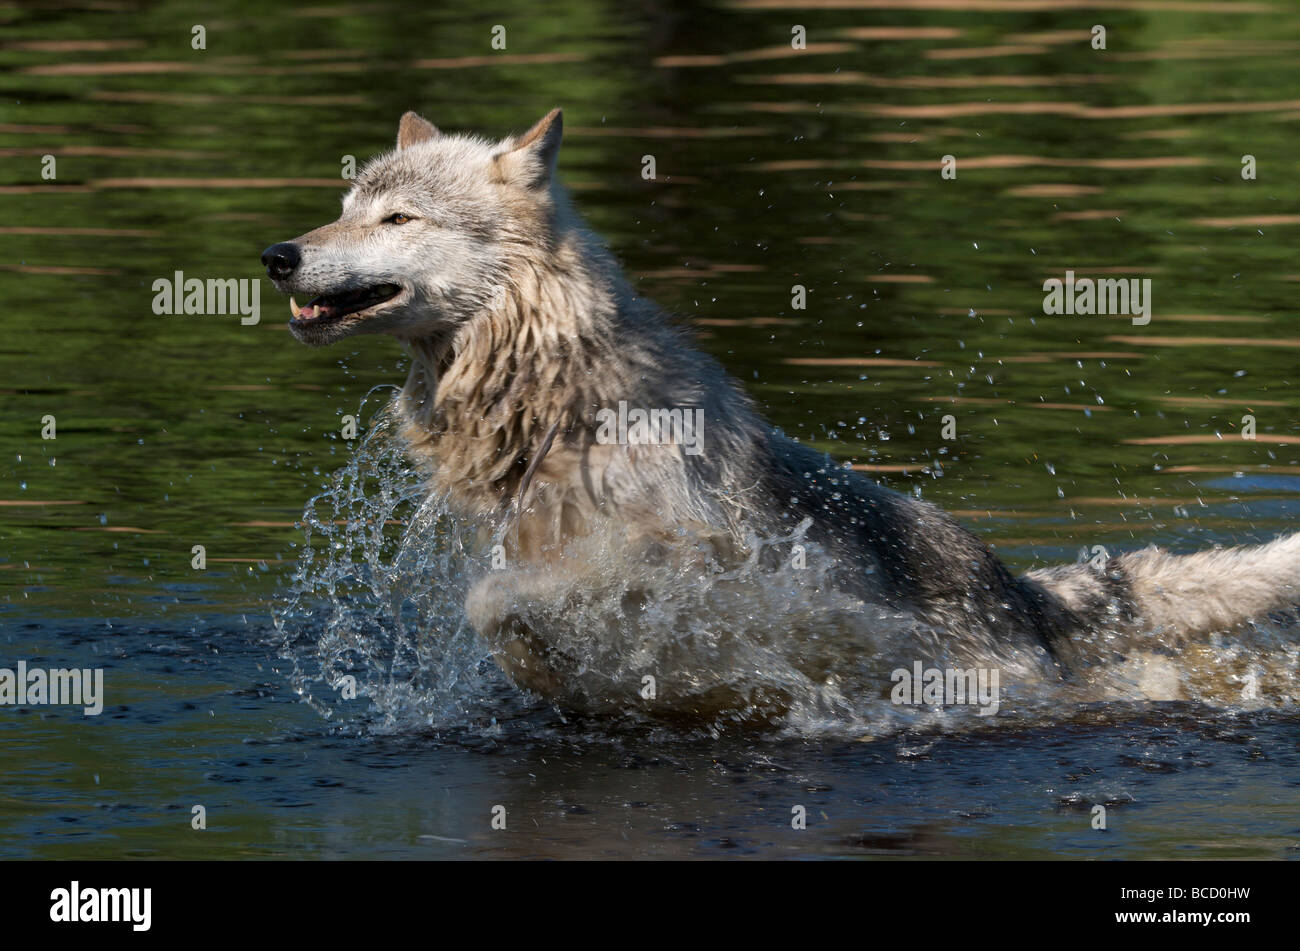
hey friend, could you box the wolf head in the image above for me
[262,109,564,346]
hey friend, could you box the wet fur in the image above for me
[269,109,1300,712]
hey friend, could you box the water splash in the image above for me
[274,392,1299,739]
[273,389,525,734]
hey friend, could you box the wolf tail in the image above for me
[1023,532,1300,640]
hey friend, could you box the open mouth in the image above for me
[289,284,402,326]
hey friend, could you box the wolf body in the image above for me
[263,110,1300,716]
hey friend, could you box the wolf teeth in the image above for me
[290,297,301,318]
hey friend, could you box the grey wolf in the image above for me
[262,110,1300,718]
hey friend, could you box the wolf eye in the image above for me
[384,213,413,225]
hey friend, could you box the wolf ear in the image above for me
[397,111,439,150]
[496,108,563,188]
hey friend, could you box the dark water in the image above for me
[2,0,1299,858]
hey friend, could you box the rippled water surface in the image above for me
[2,0,1299,858]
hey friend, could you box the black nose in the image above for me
[261,242,301,280]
